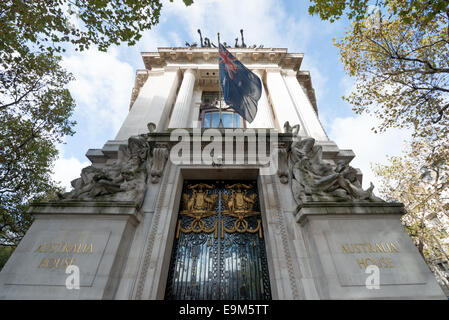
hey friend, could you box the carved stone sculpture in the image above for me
[56,123,167,208]
[149,144,169,184]
[284,121,300,135]
[287,124,383,206]
[185,29,259,49]
[276,144,289,184]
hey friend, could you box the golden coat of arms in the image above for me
[176,182,262,239]
[222,183,262,238]
[176,183,219,238]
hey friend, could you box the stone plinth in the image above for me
[295,202,446,299]
[296,202,406,225]
[0,201,140,299]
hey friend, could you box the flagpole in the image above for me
[217,32,223,129]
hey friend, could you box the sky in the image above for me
[52,0,412,192]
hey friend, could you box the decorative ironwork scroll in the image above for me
[165,181,271,300]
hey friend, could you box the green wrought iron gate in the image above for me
[164,181,272,300]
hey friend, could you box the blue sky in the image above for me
[53,0,411,191]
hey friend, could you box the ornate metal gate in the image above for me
[164,181,272,300]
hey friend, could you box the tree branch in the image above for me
[0,77,44,110]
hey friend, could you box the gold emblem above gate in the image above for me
[222,183,262,238]
[176,183,219,238]
[176,182,263,240]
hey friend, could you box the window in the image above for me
[203,111,242,128]
[199,91,244,128]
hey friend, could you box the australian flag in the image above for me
[219,43,261,123]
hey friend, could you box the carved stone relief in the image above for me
[149,145,169,184]
[56,123,168,209]
[283,122,383,207]
[276,144,289,184]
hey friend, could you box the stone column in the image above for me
[168,68,196,129]
[247,69,276,129]
[189,89,203,128]
[265,68,306,134]
[283,70,328,141]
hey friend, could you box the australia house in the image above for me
[0,33,445,300]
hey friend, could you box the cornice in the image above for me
[141,47,303,71]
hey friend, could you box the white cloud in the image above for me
[341,74,356,98]
[52,153,89,191]
[162,0,308,49]
[329,113,412,189]
[168,31,183,47]
[301,56,328,101]
[61,47,134,135]
[135,28,171,52]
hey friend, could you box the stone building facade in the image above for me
[0,45,445,299]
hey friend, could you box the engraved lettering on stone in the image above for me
[340,242,399,270]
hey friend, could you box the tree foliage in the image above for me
[373,138,449,262]
[0,0,192,55]
[0,49,75,246]
[309,0,449,25]
[0,246,14,271]
[309,0,449,146]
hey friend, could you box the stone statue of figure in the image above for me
[147,122,156,133]
[290,134,382,205]
[240,29,247,48]
[198,29,204,47]
[284,121,300,136]
[56,124,155,209]
[59,166,104,200]
[90,159,147,207]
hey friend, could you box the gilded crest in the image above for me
[222,183,262,238]
[181,183,218,216]
[177,183,219,238]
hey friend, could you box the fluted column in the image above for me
[168,68,196,128]
[247,69,276,129]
